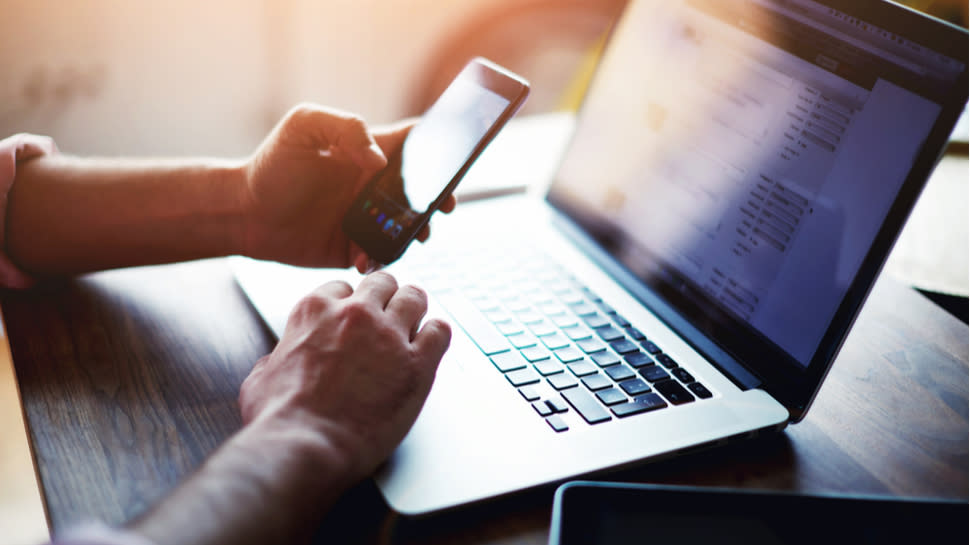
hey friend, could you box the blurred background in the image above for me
[0,0,621,156]
[1,0,963,158]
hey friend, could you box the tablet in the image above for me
[549,481,965,545]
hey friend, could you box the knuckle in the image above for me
[291,102,316,116]
[284,102,315,125]
[341,112,367,130]
[289,291,331,322]
[320,280,353,298]
[370,270,398,289]
[340,299,376,326]
[430,318,452,343]
[401,284,428,304]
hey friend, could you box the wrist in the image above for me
[129,411,359,545]
[216,160,252,258]
[238,410,361,497]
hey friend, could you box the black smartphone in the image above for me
[550,481,966,545]
[342,57,529,264]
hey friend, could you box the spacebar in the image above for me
[561,388,612,424]
[435,292,511,356]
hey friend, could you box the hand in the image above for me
[238,104,456,272]
[238,272,451,480]
[129,273,450,545]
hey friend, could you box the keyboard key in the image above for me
[562,388,612,424]
[594,300,615,313]
[641,340,663,354]
[532,400,553,416]
[483,309,512,323]
[591,351,621,367]
[547,280,573,295]
[508,332,539,349]
[569,302,599,316]
[554,345,585,363]
[568,361,599,377]
[538,301,568,316]
[437,292,511,355]
[528,320,557,337]
[640,365,671,383]
[546,397,569,413]
[595,387,628,406]
[515,310,545,324]
[581,373,613,391]
[546,414,569,432]
[672,368,695,383]
[605,364,636,382]
[542,333,571,350]
[551,314,579,328]
[520,345,551,362]
[612,393,667,417]
[472,296,502,311]
[656,353,678,369]
[611,313,631,328]
[496,321,525,335]
[506,367,541,387]
[533,359,565,376]
[655,379,695,404]
[624,351,653,368]
[687,382,713,399]
[619,378,652,396]
[504,298,531,313]
[490,351,528,372]
[557,289,585,305]
[583,313,612,329]
[518,385,541,401]
[595,325,625,342]
[577,338,607,354]
[625,327,646,341]
[610,339,639,354]
[562,324,593,341]
[548,373,579,390]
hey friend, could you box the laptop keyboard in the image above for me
[411,245,712,433]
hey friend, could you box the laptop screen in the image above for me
[547,0,966,378]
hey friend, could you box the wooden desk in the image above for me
[2,254,966,544]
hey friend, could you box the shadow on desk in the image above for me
[310,434,799,544]
[917,289,969,324]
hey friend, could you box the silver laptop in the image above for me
[232,0,967,515]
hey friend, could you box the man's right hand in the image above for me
[238,271,452,481]
[129,272,450,545]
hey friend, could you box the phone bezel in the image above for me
[550,481,966,545]
[342,57,530,264]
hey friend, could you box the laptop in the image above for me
[232,0,968,515]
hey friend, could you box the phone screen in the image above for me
[361,77,512,241]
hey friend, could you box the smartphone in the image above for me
[342,57,530,264]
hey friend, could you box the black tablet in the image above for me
[549,481,966,545]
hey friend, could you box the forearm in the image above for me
[5,154,248,275]
[129,416,355,545]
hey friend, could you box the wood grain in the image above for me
[3,258,275,532]
[1,258,966,544]
[0,307,50,545]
